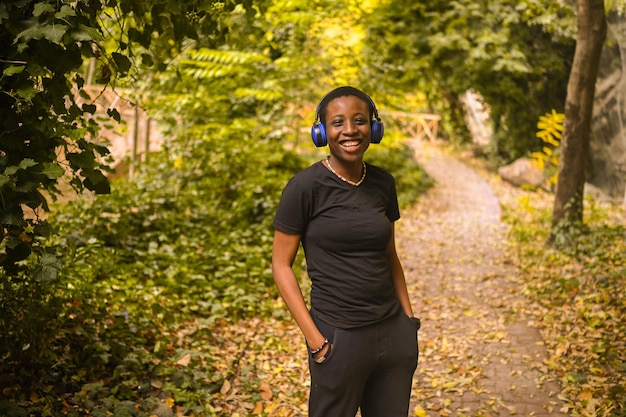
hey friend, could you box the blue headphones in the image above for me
[310,91,384,147]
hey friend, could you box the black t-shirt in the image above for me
[273,160,402,328]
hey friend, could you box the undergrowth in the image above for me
[504,194,626,417]
[0,137,431,416]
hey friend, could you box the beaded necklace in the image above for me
[325,156,366,186]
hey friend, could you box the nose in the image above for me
[343,120,357,134]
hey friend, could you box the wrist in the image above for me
[309,337,329,354]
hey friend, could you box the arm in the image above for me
[386,222,415,318]
[271,229,329,357]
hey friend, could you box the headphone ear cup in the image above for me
[371,120,384,144]
[311,122,328,147]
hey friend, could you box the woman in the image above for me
[272,86,420,417]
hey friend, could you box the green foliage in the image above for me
[0,0,113,273]
[0,0,264,271]
[505,195,626,417]
[0,0,428,414]
[530,109,564,188]
[362,0,576,161]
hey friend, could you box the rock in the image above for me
[497,158,545,188]
[150,403,174,417]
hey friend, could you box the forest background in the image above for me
[0,0,625,416]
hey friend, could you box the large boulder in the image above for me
[498,158,545,188]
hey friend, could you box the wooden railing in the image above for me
[386,111,441,142]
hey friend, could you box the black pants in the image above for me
[308,311,419,417]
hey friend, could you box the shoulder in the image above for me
[286,160,325,186]
[366,163,396,183]
[281,160,327,195]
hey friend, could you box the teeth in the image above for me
[341,141,360,147]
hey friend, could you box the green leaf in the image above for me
[16,26,44,42]
[40,23,68,44]
[0,174,10,188]
[67,152,97,169]
[82,103,97,114]
[3,65,25,76]
[17,85,38,99]
[112,52,132,74]
[107,108,121,122]
[33,254,62,282]
[4,166,18,176]
[83,170,111,194]
[33,3,55,17]
[19,159,38,170]
[55,5,76,19]
[71,23,104,42]
[42,163,65,179]
[63,127,89,141]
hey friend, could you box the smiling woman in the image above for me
[271,86,420,417]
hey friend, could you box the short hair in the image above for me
[317,86,376,125]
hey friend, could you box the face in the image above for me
[324,95,371,162]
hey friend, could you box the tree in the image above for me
[551,0,607,237]
[0,0,259,276]
[362,1,577,160]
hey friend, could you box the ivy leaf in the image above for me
[83,169,111,194]
[19,159,38,170]
[40,23,68,44]
[67,152,97,170]
[3,65,25,76]
[71,23,103,42]
[33,3,55,17]
[41,163,65,179]
[55,5,76,19]
[33,253,62,282]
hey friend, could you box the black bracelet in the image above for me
[310,338,328,354]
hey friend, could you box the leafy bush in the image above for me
[0,118,432,414]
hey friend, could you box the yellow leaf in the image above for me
[414,406,427,417]
[578,387,593,401]
[443,381,458,389]
[166,397,175,408]
[252,401,264,414]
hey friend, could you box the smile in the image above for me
[340,140,361,148]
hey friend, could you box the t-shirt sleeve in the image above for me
[273,175,310,235]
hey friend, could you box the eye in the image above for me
[355,118,368,125]
[331,119,344,127]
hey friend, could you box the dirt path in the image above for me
[400,141,566,416]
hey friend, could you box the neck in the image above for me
[325,156,366,186]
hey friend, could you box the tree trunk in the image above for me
[552,0,607,235]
